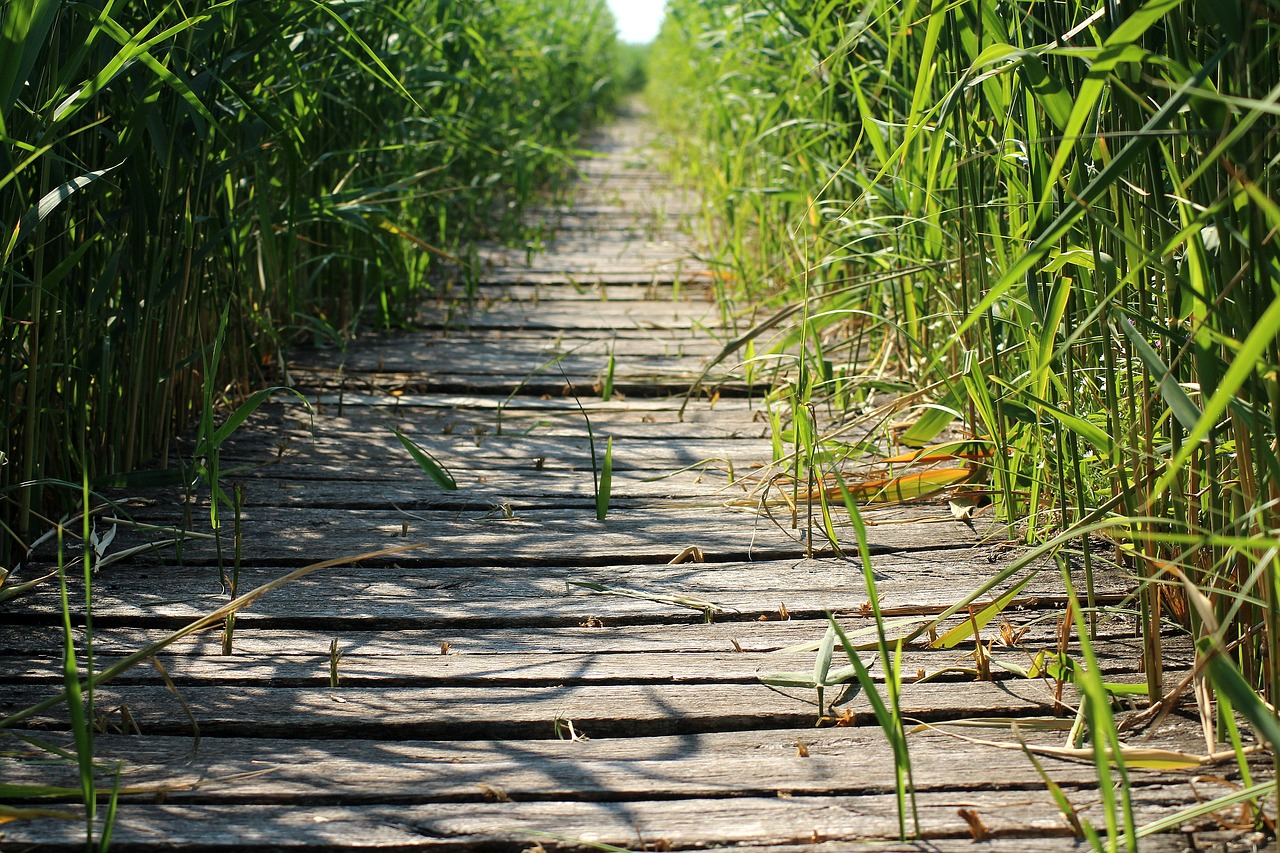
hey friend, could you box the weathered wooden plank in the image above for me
[289,334,743,376]
[522,197,694,212]
[105,472,748,511]
[0,614,1148,658]
[480,228,698,244]
[232,401,773,441]
[0,590,1124,632]
[59,505,989,567]
[294,378,763,401]
[193,454,880,501]
[290,347,734,378]
[524,194,702,209]
[4,635,1191,687]
[200,470,816,506]
[6,550,1123,629]
[296,326,736,354]
[286,363,751,392]
[289,358,799,392]
[512,223,695,238]
[205,432,774,468]
[304,379,755,401]
[204,448,756,486]
[477,245,701,266]
[290,334,761,378]
[1,676,1141,739]
[474,270,712,285]
[305,392,760,411]
[272,405,792,452]
[0,785,1244,850]
[513,219,700,237]
[467,283,714,302]
[508,231,697,246]
[475,263,707,281]
[68,505,808,564]
[478,240,697,256]
[329,325,731,344]
[524,204,701,216]
[302,381,762,401]
[420,299,728,328]
[0,716,1226,805]
[204,427,773,461]
[200,431,776,464]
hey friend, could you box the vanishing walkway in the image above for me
[1,114,1263,851]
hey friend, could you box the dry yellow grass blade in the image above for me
[880,441,995,465]
[914,722,1267,770]
[668,545,706,564]
[840,468,974,503]
[732,467,974,512]
[0,806,78,824]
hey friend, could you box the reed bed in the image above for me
[653,0,1279,845]
[1,0,619,565]
[3,4,622,844]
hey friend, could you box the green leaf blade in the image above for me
[392,429,458,491]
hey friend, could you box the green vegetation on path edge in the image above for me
[1,0,625,565]
[2,6,628,845]
[651,1,1279,847]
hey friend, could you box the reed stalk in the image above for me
[655,0,1280,840]
[1,0,622,565]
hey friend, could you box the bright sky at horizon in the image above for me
[606,0,666,43]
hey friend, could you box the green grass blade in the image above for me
[1152,291,1280,501]
[0,0,60,126]
[951,50,1226,343]
[1113,315,1202,433]
[392,429,458,490]
[1197,636,1280,750]
[212,387,310,447]
[596,436,613,521]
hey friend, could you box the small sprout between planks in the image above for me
[553,715,589,742]
[329,639,343,687]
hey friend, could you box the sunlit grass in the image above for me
[653,0,1280,845]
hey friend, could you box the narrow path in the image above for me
[0,114,1256,852]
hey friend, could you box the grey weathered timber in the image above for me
[4,644,1191,697]
[0,787,1260,850]
[5,554,1127,628]
[25,506,989,570]
[0,615,1152,657]
[0,716,1234,804]
[305,392,760,410]
[1,111,1269,853]
[423,303,724,332]
[1,677,1132,740]
[186,434,780,471]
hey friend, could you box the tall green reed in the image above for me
[2,3,622,844]
[655,0,1280,841]
[1,0,621,566]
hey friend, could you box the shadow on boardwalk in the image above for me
[0,114,1267,853]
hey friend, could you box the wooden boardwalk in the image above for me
[1,115,1270,852]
